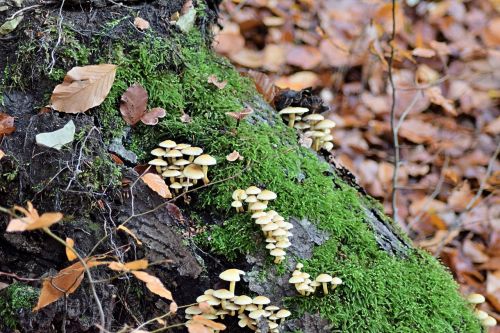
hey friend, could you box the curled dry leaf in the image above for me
[120,84,148,125]
[50,64,117,113]
[191,315,226,330]
[131,270,173,300]
[207,74,227,89]
[117,225,143,245]
[0,149,5,160]
[108,259,149,272]
[65,237,77,261]
[245,70,280,103]
[141,173,172,199]
[6,202,63,232]
[226,150,243,161]
[141,107,166,125]
[0,112,15,136]
[187,323,210,333]
[134,17,150,30]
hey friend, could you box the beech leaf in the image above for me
[108,259,149,272]
[120,84,148,125]
[6,202,63,232]
[50,64,117,113]
[141,107,166,125]
[35,120,75,150]
[0,112,15,136]
[131,270,173,300]
[117,225,143,245]
[245,70,280,103]
[141,173,172,199]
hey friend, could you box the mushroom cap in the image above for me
[225,303,240,311]
[310,281,321,287]
[322,142,334,151]
[281,222,294,230]
[175,143,191,150]
[294,122,310,130]
[276,309,291,319]
[482,316,497,327]
[296,263,304,269]
[314,119,336,130]
[288,276,304,284]
[174,158,191,166]
[219,268,245,282]
[268,321,279,329]
[183,164,204,180]
[249,309,267,319]
[245,195,258,203]
[231,200,243,208]
[204,289,215,295]
[181,181,193,187]
[201,313,218,320]
[165,149,183,158]
[246,186,262,195]
[272,228,287,237]
[245,304,258,312]
[265,237,277,243]
[316,273,333,283]
[213,289,234,300]
[266,243,276,250]
[181,146,203,156]
[251,211,268,219]
[168,165,181,170]
[467,293,485,304]
[278,106,308,115]
[196,294,221,306]
[296,283,310,291]
[270,248,286,257]
[257,190,277,201]
[303,114,324,122]
[272,215,285,222]
[194,154,217,166]
[265,305,280,312]
[249,201,267,211]
[159,140,177,148]
[232,189,247,201]
[255,215,273,225]
[149,158,168,166]
[253,296,271,305]
[170,182,182,189]
[474,309,488,320]
[151,148,167,156]
[262,223,279,232]
[215,309,229,316]
[299,272,310,279]
[323,134,334,141]
[234,295,253,306]
[331,277,343,285]
[266,210,279,218]
[185,306,202,315]
[276,241,291,248]
[306,130,326,138]
[162,169,181,178]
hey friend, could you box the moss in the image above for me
[0,283,39,330]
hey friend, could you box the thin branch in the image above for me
[388,0,398,224]
[48,0,66,74]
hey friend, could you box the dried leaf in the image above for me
[35,120,75,150]
[229,49,264,68]
[425,87,456,115]
[0,112,15,136]
[141,107,166,126]
[120,84,148,125]
[412,48,436,58]
[65,238,77,261]
[117,225,143,245]
[245,70,280,103]
[275,71,320,90]
[0,16,23,35]
[0,149,5,160]
[131,270,173,300]
[226,150,243,162]
[207,75,227,89]
[108,259,149,272]
[141,173,172,199]
[198,301,212,314]
[448,181,474,211]
[187,323,210,333]
[50,64,117,113]
[191,315,226,330]
[134,17,150,30]
[169,301,178,314]
[7,202,63,232]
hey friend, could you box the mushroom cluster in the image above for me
[185,269,291,333]
[466,293,497,327]
[278,107,336,152]
[288,263,343,296]
[149,140,216,193]
[232,187,292,264]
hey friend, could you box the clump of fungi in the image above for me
[232,186,292,264]
[148,139,216,193]
[466,293,497,327]
[185,269,291,333]
[278,107,336,152]
[288,263,343,296]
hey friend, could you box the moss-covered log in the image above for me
[0,1,482,332]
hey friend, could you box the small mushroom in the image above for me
[278,107,308,128]
[251,211,268,219]
[225,302,240,316]
[331,277,343,290]
[215,309,229,319]
[315,274,333,295]
[270,248,286,264]
[322,141,334,151]
[249,309,267,320]
[256,189,277,205]
[183,164,204,186]
[181,146,203,162]
[234,295,253,314]
[467,293,485,306]
[193,154,217,184]
[231,200,243,213]
[482,316,497,327]
[245,195,258,212]
[262,222,279,238]
[151,147,166,157]
[252,296,271,310]
[219,268,245,293]
[165,149,182,164]
[175,143,191,150]
[149,158,168,173]
[245,186,262,196]
[232,189,247,201]
[212,289,234,310]
[238,313,256,330]
[275,309,291,324]
[159,140,177,150]
[303,113,324,126]
[162,169,181,184]
[474,309,488,320]
[249,201,267,213]
[170,182,182,193]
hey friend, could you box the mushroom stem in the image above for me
[322,283,329,295]
[248,322,256,330]
[169,177,175,184]
[156,166,162,174]
[238,306,246,314]
[202,165,209,184]
[189,156,195,162]
[221,300,227,310]
[229,281,236,294]
[184,178,191,192]
[288,114,296,127]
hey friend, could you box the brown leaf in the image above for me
[65,238,77,261]
[187,323,210,333]
[412,48,436,58]
[286,45,322,70]
[50,64,117,113]
[207,75,227,89]
[191,315,226,330]
[448,181,474,211]
[229,49,264,68]
[425,87,456,115]
[131,270,173,300]
[0,112,15,136]
[198,301,212,314]
[117,225,143,245]
[141,107,166,126]
[141,173,172,199]
[7,202,63,232]
[462,239,489,264]
[108,259,149,272]
[226,150,243,162]
[245,70,280,103]
[134,17,150,30]
[120,84,148,125]
[399,119,438,144]
[109,153,124,165]
[275,71,320,90]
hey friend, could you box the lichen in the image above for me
[0,283,39,330]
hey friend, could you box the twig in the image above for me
[48,0,66,74]
[65,127,98,191]
[0,271,40,282]
[388,0,398,224]
[6,4,43,21]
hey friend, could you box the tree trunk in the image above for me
[0,1,481,332]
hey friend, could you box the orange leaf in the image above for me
[141,173,172,199]
[50,64,117,113]
[117,225,143,245]
[6,202,63,232]
[25,212,64,230]
[108,259,149,272]
[65,238,77,261]
[187,323,210,333]
[245,70,280,103]
[0,112,15,136]
[192,315,226,330]
[131,271,173,300]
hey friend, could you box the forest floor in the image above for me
[213,0,500,329]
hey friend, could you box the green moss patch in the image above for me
[0,283,39,330]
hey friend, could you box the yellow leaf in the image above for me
[117,225,143,245]
[65,238,77,261]
[50,64,117,114]
[131,271,173,301]
[141,173,172,199]
[6,202,63,232]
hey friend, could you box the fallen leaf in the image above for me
[0,16,23,35]
[0,149,5,160]
[141,173,172,199]
[399,119,438,144]
[108,259,149,272]
[0,112,15,136]
[286,45,323,70]
[141,107,166,126]
[229,49,264,68]
[117,225,143,245]
[187,323,210,333]
[425,87,456,115]
[191,316,226,330]
[275,71,320,90]
[207,75,227,89]
[226,150,243,161]
[462,239,489,263]
[109,153,124,165]
[0,282,9,291]
[245,70,280,103]
[65,238,77,261]
[180,112,192,123]
[134,17,150,30]
[7,202,63,232]
[412,47,436,58]
[35,120,75,150]
[198,301,212,314]
[485,116,500,135]
[50,64,117,113]
[448,181,475,211]
[131,270,173,300]
[120,84,148,126]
